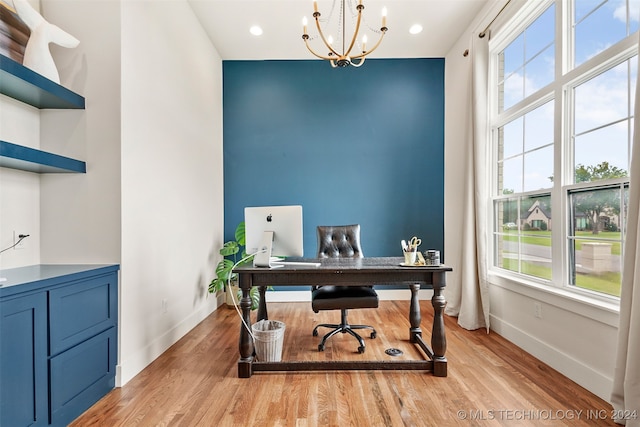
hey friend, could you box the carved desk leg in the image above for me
[409,284,422,342]
[237,274,254,378]
[257,286,268,321]
[431,272,448,377]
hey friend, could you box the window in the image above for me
[490,0,636,299]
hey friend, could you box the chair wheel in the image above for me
[318,344,325,351]
[313,330,318,337]
[370,331,377,339]
[358,346,365,354]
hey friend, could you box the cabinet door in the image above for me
[0,293,48,427]
[49,327,117,426]
[49,272,117,355]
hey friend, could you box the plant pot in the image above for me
[225,283,240,308]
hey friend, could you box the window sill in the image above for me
[488,269,620,328]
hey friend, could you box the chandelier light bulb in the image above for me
[302,16,308,34]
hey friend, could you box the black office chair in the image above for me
[312,224,379,353]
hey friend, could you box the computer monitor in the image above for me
[244,205,304,267]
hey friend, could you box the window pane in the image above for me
[497,198,520,228]
[503,34,524,77]
[495,198,520,273]
[502,70,525,110]
[574,61,632,135]
[499,4,555,111]
[523,146,554,191]
[503,117,523,158]
[574,122,630,182]
[574,0,637,67]
[520,195,552,279]
[493,195,552,279]
[524,45,555,96]
[526,6,555,60]
[573,57,635,183]
[502,157,523,193]
[498,102,555,193]
[524,101,554,151]
[569,187,624,297]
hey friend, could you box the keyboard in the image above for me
[271,261,321,267]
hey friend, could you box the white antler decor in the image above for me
[13,0,79,83]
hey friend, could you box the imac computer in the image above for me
[245,205,312,268]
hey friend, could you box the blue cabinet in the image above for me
[0,292,48,426]
[0,265,119,427]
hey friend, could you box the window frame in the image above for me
[487,0,636,305]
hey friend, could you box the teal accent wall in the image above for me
[223,58,444,259]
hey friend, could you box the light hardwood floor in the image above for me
[71,301,616,426]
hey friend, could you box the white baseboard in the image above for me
[490,314,613,402]
[116,299,219,387]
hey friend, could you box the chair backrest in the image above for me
[316,224,363,259]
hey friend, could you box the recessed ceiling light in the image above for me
[250,25,263,36]
[409,24,423,35]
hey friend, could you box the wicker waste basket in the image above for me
[251,319,286,362]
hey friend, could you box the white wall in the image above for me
[118,0,223,385]
[444,1,619,402]
[0,4,42,269]
[4,0,224,386]
[39,0,122,265]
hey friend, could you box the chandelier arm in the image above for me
[350,29,387,60]
[350,56,366,67]
[344,6,364,58]
[303,38,336,61]
[314,15,341,58]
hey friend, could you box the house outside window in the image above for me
[489,0,637,299]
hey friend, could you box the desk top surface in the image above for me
[234,257,452,274]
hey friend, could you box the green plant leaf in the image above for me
[235,221,246,246]
[209,277,224,293]
[215,259,235,281]
[220,241,239,257]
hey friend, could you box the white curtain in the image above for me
[610,40,640,427]
[445,34,491,331]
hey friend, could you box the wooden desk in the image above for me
[234,257,452,378]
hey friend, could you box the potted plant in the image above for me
[209,221,261,310]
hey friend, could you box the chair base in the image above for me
[313,309,376,353]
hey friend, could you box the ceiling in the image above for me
[187,0,492,61]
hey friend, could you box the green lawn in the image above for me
[501,230,621,255]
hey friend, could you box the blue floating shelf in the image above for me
[0,54,85,109]
[0,141,86,173]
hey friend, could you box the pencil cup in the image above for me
[403,250,417,265]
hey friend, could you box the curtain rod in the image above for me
[479,0,512,38]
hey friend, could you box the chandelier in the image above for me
[302,0,388,68]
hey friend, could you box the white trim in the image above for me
[488,270,619,327]
[117,299,219,386]
[490,313,613,401]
